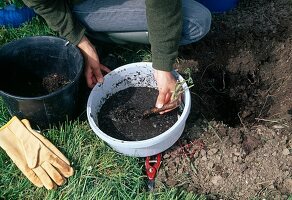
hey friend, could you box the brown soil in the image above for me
[98,87,179,141]
[42,73,70,93]
[154,0,292,199]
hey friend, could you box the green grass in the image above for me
[0,17,56,46]
[0,0,24,8]
[0,16,204,199]
[0,98,203,199]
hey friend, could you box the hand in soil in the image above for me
[142,98,181,118]
[142,80,185,118]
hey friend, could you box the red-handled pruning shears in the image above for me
[145,153,162,191]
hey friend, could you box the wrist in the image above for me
[154,69,174,77]
[77,36,90,49]
[152,58,175,72]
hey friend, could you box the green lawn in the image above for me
[0,14,204,200]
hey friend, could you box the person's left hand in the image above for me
[77,36,111,88]
[154,69,179,114]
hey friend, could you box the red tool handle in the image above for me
[145,153,162,180]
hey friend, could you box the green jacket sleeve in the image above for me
[146,0,182,71]
[22,0,85,45]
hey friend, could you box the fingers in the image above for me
[85,62,111,88]
[85,67,96,88]
[33,161,71,190]
[31,156,73,190]
[33,166,56,190]
[48,154,74,178]
[93,63,111,82]
[100,64,111,74]
[92,64,105,83]
[156,91,178,114]
[155,90,168,108]
[41,161,65,186]
[160,98,181,114]
[22,165,44,188]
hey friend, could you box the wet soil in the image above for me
[153,0,292,199]
[98,87,179,141]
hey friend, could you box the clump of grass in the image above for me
[0,98,10,127]
[0,0,24,8]
[0,16,56,46]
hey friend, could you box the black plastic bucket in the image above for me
[0,36,84,129]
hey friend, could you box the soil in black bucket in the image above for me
[2,71,71,97]
[97,87,180,141]
[42,73,71,93]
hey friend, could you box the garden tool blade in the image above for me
[145,153,162,191]
[147,179,155,191]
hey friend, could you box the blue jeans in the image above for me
[72,0,211,45]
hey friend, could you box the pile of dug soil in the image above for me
[155,0,292,199]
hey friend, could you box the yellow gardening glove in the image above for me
[0,116,74,190]
[21,119,72,169]
[0,118,43,188]
[20,118,74,189]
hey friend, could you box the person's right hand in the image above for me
[154,69,181,114]
[77,36,111,88]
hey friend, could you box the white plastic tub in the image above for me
[87,62,191,157]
